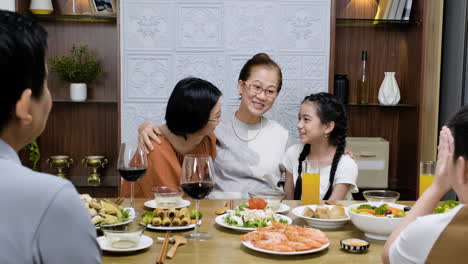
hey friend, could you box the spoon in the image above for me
[215,201,228,215]
[166,235,187,259]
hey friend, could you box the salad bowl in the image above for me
[348,202,406,240]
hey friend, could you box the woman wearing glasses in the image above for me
[120,77,222,199]
[138,53,289,199]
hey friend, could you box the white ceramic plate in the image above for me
[215,214,292,232]
[242,240,330,255]
[274,203,290,214]
[143,199,191,209]
[292,205,349,230]
[97,235,153,252]
[96,208,136,229]
[146,220,201,231]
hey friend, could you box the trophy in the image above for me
[82,155,108,186]
[46,155,73,178]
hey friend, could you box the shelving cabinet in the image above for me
[330,0,443,199]
[16,0,120,197]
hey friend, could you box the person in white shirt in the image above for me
[382,105,468,264]
[283,93,358,201]
[0,10,101,264]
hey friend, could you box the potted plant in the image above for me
[49,44,102,101]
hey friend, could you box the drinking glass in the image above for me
[118,143,147,208]
[301,160,320,205]
[419,161,435,197]
[180,154,215,241]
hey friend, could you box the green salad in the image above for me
[434,200,459,214]
[224,203,287,228]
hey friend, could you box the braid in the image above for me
[322,133,346,200]
[322,97,348,200]
[294,144,310,200]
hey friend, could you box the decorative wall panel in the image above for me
[121,0,331,145]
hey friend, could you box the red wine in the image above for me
[181,182,213,199]
[118,167,146,182]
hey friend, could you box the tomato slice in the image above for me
[248,198,267,210]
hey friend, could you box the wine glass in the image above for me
[180,154,215,241]
[118,143,147,208]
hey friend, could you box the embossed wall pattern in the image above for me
[120,0,331,145]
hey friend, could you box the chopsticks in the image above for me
[156,231,171,264]
[114,197,124,206]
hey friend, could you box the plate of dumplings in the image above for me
[292,205,350,230]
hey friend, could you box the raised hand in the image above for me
[433,126,454,192]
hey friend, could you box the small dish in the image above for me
[97,235,153,252]
[340,238,370,253]
[363,190,400,203]
[101,221,146,249]
[275,203,290,214]
[144,199,191,209]
[152,186,183,207]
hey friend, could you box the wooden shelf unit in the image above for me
[16,1,120,197]
[330,0,443,199]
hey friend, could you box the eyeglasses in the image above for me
[242,81,278,98]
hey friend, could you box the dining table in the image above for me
[101,199,413,264]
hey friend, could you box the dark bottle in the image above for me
[334,74,349,104]
[358,50,369,104]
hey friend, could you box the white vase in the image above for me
[378,72,401,105]
[70,83,87,102]
[30,0,53,15]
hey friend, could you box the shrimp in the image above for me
[240,231,262,242]
[253,240,295,252]
[286,241,312,251]
[240,223,330,252]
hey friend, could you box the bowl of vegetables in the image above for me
[348,202,407,240]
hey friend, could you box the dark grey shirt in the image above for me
[0,139,101,264]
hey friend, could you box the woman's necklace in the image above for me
[231,112,263,142]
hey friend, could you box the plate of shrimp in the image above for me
[240,222,330,255]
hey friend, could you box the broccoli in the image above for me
[357,204,374,210]
[375,204,388,215]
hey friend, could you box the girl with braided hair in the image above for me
[283,92,358,201]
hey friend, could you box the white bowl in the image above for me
[292,205,350,230]
[348,202,405,240]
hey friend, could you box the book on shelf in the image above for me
[402,0,413,20]
[382,0,393,19]
[395,0,407,20]
[387,0,400,19]
[374,0,390,19]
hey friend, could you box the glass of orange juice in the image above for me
[419,161,436,197]
[301,160,320,205]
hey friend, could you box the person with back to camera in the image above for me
[137,53,289,199]
[0,10,101,264]
[120,77,222,199]
[382,105,468,264]
[283,92,358,201]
